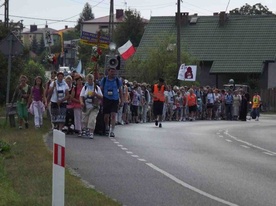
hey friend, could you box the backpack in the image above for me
[82,84,101,111]
[102,77,120,89]
[225,94,233,104]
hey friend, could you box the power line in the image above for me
[0,0,109,27]
[0,13,77,22]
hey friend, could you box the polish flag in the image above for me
[118,40,136,60]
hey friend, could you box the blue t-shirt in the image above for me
[100,77,122,100]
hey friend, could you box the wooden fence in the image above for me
[260,88,276,112]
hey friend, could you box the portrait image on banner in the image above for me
[184,65,197,81]
[178,64,197,81]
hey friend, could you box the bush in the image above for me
[0,140,11,153]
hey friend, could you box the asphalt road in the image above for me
[46,114,276,206]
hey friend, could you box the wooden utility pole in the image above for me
[4,0,9,27]
[108,0,114,42]
[94,31,101,80]
[109,0,114,42]
[177,0,181,71]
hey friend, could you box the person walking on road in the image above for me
[186,88,197,121]
[12,75,31,129]
[251,91,261,121]
[152,78,166,128]
[80,74,103,139]
[28,76,46,129]
[47,71,70,130]
[100,67,123,138]
[71,74,84,136]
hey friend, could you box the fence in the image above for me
[260,88,276,112]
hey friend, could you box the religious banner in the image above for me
[44,30,54,47]
[177,64,185,81]
[178,64,197,81]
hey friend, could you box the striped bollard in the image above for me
[52,129,65,206]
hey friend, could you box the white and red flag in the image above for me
[118,40,136,60]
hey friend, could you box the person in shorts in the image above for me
[151,78,166,128]
[100,67,123,137]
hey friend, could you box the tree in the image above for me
[75,3,95,32]
[124,35,197,85]
[37,36,45,55]
[63,29,79,41]
[229,3,274,15]
[30,35,39,54]
[113,9,146,47]
[0,24,9,40]
[22,60,46,85]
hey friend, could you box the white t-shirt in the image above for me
[164,90,175,104]
[80,84,103,109]
[50,80,69,103]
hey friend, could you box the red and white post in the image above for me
[52,129,65,206]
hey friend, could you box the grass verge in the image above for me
[0,115,121,206]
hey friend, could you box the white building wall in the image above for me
[82,24,100,33]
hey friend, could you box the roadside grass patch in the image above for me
[0,114,121,206]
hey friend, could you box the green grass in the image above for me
[0,114,121,206]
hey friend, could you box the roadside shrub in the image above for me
[0,140,11,153]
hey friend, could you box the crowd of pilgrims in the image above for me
[12,70,253,137]
[119,82,251,124]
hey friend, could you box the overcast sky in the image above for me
[1,0,276,30]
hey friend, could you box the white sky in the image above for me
[1,0,276,30]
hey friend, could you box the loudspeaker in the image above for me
[105,54,120,69]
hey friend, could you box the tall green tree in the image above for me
[229,3,274,15]
[75,2,95,32]
[113,9,146,47]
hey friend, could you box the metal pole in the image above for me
[177,0,181,70]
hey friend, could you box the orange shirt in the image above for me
[252,95,261,108]
[187,93,197,107]
[153,84,165,102]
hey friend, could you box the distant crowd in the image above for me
[11,68,262,138]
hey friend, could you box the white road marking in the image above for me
[126,151,133,154]
[117,145,123,147]
[240,145,250,149]
[219,135,224,138]
[146,163,239,206]
[121,148,128,150]
[138,158,146,162]
[113,141,120,144]
[131,155,139,158]
[225,130,276,155]
[225,139,232,142]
